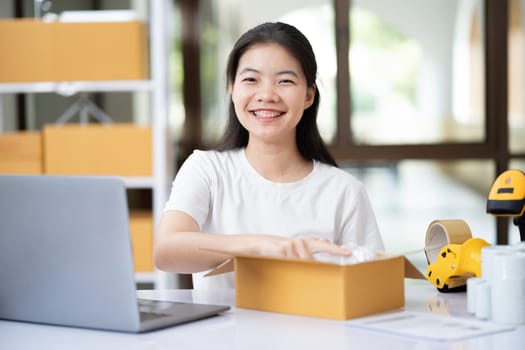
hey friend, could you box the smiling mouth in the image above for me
[252,110,284,119]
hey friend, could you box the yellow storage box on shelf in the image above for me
[0,131,42,174]
[129,210,154,273]
[0,19,148,82]
[43,123,152,176]
[207,254,425,320]
[0,20,52,82]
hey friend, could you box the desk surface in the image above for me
[1,282,524,350]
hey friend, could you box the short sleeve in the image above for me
[337,184,385,252]
[163,151,213,229]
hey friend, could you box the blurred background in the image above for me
[1,0,523,284]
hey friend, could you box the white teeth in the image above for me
[253,111,282,118]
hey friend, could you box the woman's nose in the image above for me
[257,84,279,102]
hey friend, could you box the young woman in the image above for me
[154,22,384,289]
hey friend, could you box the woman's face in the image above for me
[231,43,315,145]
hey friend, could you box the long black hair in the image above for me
[215,22,337,167]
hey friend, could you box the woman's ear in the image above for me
[304,84,316,109]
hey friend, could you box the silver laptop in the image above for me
[0,175,229,333]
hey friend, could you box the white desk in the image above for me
[1,283,524,350]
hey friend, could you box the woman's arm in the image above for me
[153,210,352,274]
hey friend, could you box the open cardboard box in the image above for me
[206,253,426,320]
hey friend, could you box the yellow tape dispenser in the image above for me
[426,238,490,292]
[424,220,491,292]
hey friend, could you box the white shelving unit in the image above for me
[0,80,154,94]
[148,0,174,289]
[0,0,174,289]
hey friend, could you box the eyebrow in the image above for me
[238,68,299,78]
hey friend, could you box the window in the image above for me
[509,0,525,153]
[349,0,485,145]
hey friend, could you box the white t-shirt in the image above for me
[164,148,384,289]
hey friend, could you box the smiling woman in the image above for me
[154,22,384,290]
[230,43,315,156]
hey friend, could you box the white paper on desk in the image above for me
[345,311,514,342]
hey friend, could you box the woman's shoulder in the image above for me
[190,148,242,161]
[185,148,243,170]
[191,148,241,158]
[314,161,364,188]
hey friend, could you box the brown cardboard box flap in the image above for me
[205,258,234,277]
[204,252,426,279]
[405,257,426,279]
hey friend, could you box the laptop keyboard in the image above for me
[139,311,171,322]
[138,299,183,321]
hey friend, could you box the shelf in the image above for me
[0,1,174,289]
[0,80,153,95]
[123,176,155,189]
[135,272,155,284]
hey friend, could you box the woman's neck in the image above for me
[244,141,312,183]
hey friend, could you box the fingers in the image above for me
[318,242,353,257]
[251,235,351,260]
[278,237,349,260]
[289,238,314,259]
[303,236,352,256]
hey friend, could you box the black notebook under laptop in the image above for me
[0,175,229,333]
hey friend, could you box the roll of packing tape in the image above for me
[466,277,484,314]
[475,282,491,320]
[424,219,473,264]
[481,245,513,281]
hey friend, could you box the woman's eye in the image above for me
[242,77,256,83]
[279,79,295,85]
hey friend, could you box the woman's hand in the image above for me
[229,235,352,260]
[155,210,352,273]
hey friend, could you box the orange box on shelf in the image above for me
[129,210,154,273]
[53,21,149,81]
[207,254,425,320]
[0,19,148,82]
[0,131,42,174]
[43,123,152,176]
[0,20,53,82]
